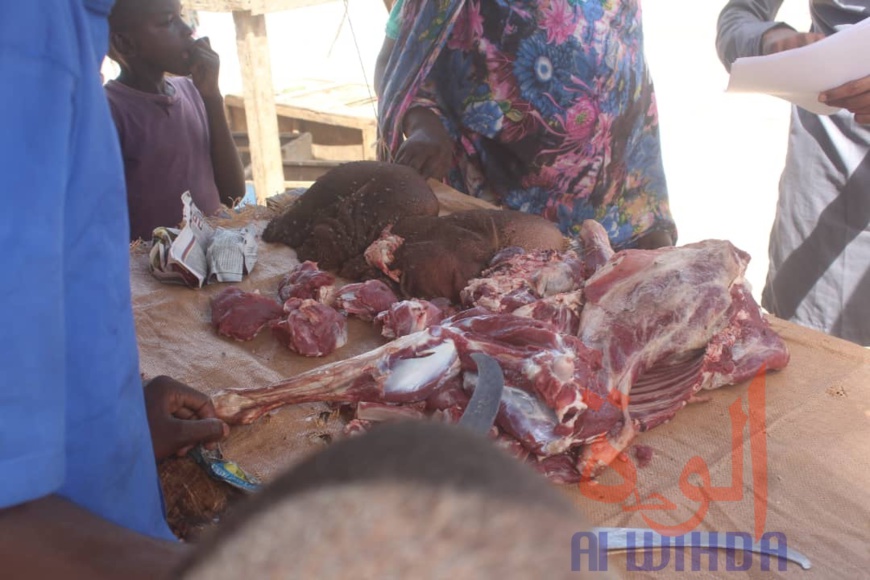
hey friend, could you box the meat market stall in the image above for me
[132,189,870,578]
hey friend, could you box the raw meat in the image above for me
[277,261,336,304]
[461,249,586,311]
[211,288,284,342]
[333,280,399,322]
[214,221,789,483]
[355,401,428,423]
[377,299,445,339]
[270,298,348,357]
[511,292,583,336]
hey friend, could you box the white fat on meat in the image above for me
[383,340,459,398]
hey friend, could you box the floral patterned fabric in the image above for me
[378,0,676,249]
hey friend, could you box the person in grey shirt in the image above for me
[716,1,870,345]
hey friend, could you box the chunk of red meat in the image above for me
[333,280,399,322]
[211,287,284,341]
[277,261,336,304]
[271,298,348,357]
[377,299,445,339]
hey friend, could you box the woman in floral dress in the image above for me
[377,0,676,249]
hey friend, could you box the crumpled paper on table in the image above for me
[149,192,258,288]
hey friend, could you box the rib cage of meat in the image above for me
[213,220,790,482]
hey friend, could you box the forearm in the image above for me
[716,0,787,70]
[202,95,246,207]
[0,495,187,579]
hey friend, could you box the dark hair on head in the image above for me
[177,421,586,577]
[108,0,149,30]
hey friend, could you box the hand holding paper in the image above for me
[727,17,870,116]
[820,74,870,124]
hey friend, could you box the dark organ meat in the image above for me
[214,221,789,483]
[377,299,446,339]
[277,261,336,304]
[333,280,399,321]
[211,288,284,341]
[270,298,348,357]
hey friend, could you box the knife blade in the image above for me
[458,353,505,434]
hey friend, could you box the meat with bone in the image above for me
[333,280,398,322]
[214,221,789,483]
[214,328,461,424]
[377,299,445,339]
[211,288,284,341]
[270,298,348,357]
[574,238,790,477]
[461,249,586,311]
[277,261,336,304]
[511,292,583,336]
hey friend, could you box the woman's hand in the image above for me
[143,376,229,461]
[396,107,453,180]
[821,75,870,125]
[760,27,825,55]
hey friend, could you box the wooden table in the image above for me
[131,197,870,576]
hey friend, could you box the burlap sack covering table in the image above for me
[131,184,870,577]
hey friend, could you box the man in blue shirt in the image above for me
[0,1,227,576]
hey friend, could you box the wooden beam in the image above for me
[233,9,284,204]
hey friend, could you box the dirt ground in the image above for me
[194,0,814,299]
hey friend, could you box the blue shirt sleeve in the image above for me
[0,52,75,507]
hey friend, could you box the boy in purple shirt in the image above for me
[106,0,245,241]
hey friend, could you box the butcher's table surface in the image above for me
[131,194,870,579]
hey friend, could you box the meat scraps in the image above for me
[271,298,348,357]
[277,261,336,304]
[377,299,446,339]
[333,280,398,322]
[211,288,284,341]
[214,220,789,483]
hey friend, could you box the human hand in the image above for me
[144,376,229,461]
[396,109,453,180]
[190,37,221,100]
[820,75,870,124]
[760,27,825,55]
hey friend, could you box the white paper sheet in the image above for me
[726,18,870,115]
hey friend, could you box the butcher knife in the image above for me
[458,353,505,434]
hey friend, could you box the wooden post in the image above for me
[233,10,284,204]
